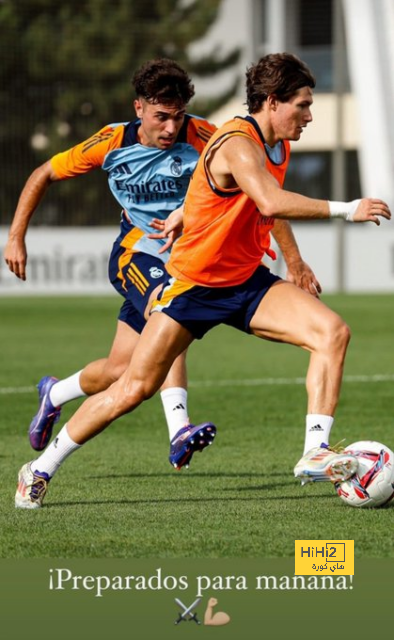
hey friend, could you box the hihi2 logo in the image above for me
[295,540,354,575]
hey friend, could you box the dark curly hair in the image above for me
[246,53,316,114]
[132,58,195,107]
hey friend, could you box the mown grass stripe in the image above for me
[1,373,394,394]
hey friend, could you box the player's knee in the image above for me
[119,379,156,413]
[332,316,350,347]
[325,315,351,353]
[339,320,351,348]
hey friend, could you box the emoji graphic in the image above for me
[204,598,231,626]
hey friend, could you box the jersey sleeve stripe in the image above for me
[82,132,116,153]
[196,131,212,143]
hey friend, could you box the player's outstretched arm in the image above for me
[5,160,59,280]
[221,135,392,225]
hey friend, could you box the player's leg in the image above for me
[142,275,216,469]
[75,321,193,443]
[16,313,194,508]
[29,250,194,453]
[160,350,216,469]
[28,239,145,450]
[79,320,140,394]
[77,310,215,471]
[27,237,145,452]
[81,323,200,450]
[248,280,357,483]
[28,319,140,451]
[118,251,214,459]
[29,304,213,470]
[250,279,350,418]
[160,348,188,435]
[77,313,194,438]
[144,282,191,439]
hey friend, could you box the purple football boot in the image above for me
[29,376,61,451]
[169,423,216,470]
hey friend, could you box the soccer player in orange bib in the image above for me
[15,53,391,507]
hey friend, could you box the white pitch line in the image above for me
[1,374,394,394]
[189,373,394,388]
[0,386,36,394]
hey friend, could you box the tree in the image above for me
[0,0,240,225]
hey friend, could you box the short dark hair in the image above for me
[132,58,195,107]
[246,53,316,114]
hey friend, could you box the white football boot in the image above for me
[294,443,358,486]
[15,462,50,509]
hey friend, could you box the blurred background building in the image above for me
[0,0,393,293]
[205,0,393,211]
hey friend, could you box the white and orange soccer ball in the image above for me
[335,441,394,508]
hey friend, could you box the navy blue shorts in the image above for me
[108,238,167,334]
[152,265,281,339]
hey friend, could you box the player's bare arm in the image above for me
[214,135,391,224]
[272,220,322,297]
[208,134,326,217]
[5,160,60,280]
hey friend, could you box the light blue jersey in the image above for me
[51,114,216,263]
[103,123,200,260]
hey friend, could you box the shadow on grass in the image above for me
[225,482,320,491]
[86,471,286,479]
[45,493,336,509]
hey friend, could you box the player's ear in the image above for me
[267,94,279,111]
[134,98,143,118]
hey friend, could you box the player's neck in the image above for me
[252,112,278,147]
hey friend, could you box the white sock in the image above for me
[49,371,86,407]
[31,424,81,478]
[303,414,334,454]
[160,387,189,440]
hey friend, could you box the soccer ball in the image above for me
[335,441,394,508]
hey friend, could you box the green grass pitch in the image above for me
[1,294,394,559]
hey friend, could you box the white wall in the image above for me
[189,0,253,97]
[266,219,394,293]
[0,228,116,295]
[343,0,394,209]
[1,224,393,295]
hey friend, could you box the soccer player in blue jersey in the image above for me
[5,58,218,470]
